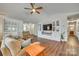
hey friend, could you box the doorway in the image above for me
[67,21,79,55]
[67,21,76,35]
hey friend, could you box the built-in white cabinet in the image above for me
[4,17,23,37]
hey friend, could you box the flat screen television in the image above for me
[43,24,52,30]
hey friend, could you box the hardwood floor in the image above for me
[0,36,79,56]
[32,37,79,56]
[40,40,67,56]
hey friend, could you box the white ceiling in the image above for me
[0,3,79,23]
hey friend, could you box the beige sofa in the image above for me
[0,37,31,56]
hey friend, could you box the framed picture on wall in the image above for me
[52,27,55,31]
[56,20,59,26]
[53,21,55,26]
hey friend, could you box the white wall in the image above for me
[34,23,38,35]
[37,14,68,41]
[75,19,79,39]
[4,17,23,37]
[0,15,4,41]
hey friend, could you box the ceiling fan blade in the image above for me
[30,3,35,8]
[24,8,32,10]
[36,11,40,14]
[30,11,33,14]
[36,7,43,9]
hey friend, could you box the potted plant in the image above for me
[60,32,65,42]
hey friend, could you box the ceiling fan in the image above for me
[24,3,43,14]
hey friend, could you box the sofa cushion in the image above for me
[21,38,31,48]
[0,47,11,56]
[5,37,21,56]
[0,39,11,56]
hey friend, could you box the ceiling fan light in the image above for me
[32,9,36,12]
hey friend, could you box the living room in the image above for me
[0,3,79,56]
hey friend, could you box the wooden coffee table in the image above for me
[24,42,46,56]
